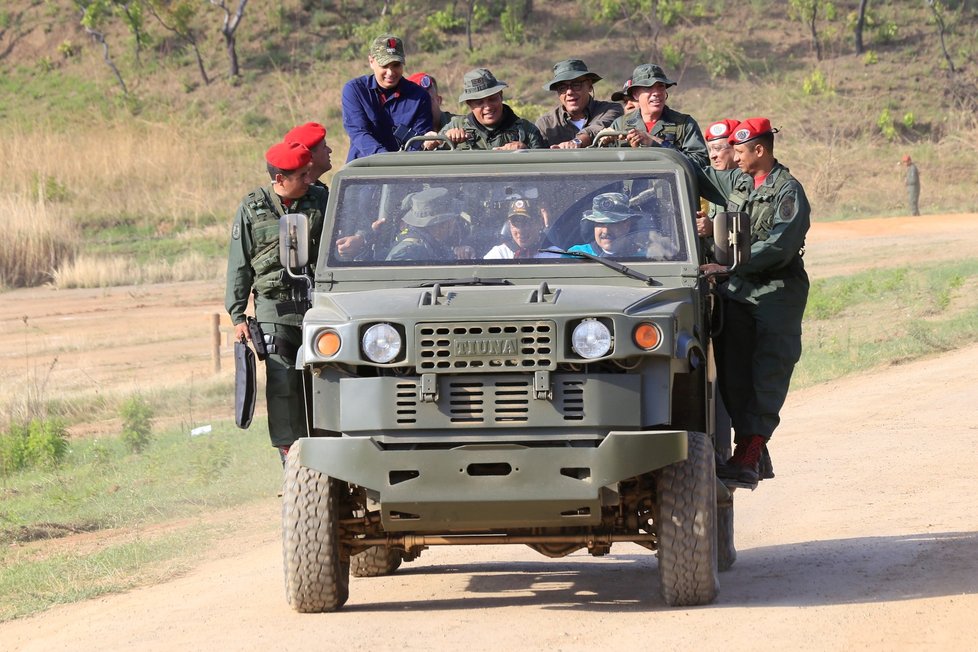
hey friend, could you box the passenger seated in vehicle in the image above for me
[484,199,560,259]
[627,189,681,260]
[385,187,475,262]
[568,192,641,257]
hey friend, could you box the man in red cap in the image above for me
[697,117,810,485]
[226,140,328,463]
[696,118,740,241]
[284,122,332,189]
[899,154,920,216]
[407,72,454,132]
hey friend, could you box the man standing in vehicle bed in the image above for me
[226,141,328,462]
[697,118,810,485]
[536,59,622,149]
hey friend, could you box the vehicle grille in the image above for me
[416,321,556,373]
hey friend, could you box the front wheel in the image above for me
[655,431,719,606]
[282,442,351,612]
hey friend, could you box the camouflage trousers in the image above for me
[261,322,306,448]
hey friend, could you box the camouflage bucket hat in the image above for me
[402,187,457,227]
[370,34,405,66]
[458,68,508,102]
[582,192,639,224]
[630,63,676,91]
[543,59,601,91]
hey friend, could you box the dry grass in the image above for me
[50,251,224,289]
[0,194,77,289]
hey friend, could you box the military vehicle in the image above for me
[277,148,749,612]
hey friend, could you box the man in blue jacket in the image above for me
[341,34,433,162]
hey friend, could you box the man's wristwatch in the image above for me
[572,137,583,148]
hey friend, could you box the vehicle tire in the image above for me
[717,500,736,572]
[282,444,351,613]
[655,431,719,606]
[351,546,402,577]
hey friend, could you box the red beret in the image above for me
[705,118,741,142]
[407,72,434,89]
[265,141,311,171]
[283,122,327,149]
[729,117,776,145]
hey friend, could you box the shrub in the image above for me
[121,396,154,454]
[802,69,832,96]
[863,50,878,65]
[427,9,464,33]
[877,108,897,141]
[0,418,69,474]
[500,5,525,45]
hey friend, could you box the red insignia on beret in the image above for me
[407,72,433,88]
[705,118,741,142]
[265,141,311,171]
[283,122,327,149]
[728,117,777,145]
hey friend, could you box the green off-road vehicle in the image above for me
[277,147,749,612]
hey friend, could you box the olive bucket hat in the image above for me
[582,192,640,224]
[458,68,508,102]
[402,187,458,227]
[543,59,602,91]
[629,63,676,91]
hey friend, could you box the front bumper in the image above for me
[295,429,687,531]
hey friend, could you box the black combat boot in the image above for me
[716,435,766,484]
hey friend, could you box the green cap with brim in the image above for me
[370,35,405,66]
[543,59,601,91]
[458,68,508,102]
[402,187,458,227]
[582,192,640,224]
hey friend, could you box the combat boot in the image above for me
[716,435,765,484]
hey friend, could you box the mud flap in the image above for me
[234,339,257,429]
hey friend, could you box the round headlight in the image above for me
[571,319,612,359]
[361,323,402,363]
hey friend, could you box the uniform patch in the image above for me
[779,196,795,219]
[708,123,727,137]
[232,223,240,240]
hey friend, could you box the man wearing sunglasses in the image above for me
[536,59,623,149]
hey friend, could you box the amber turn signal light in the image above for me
[632,323,662,350]
[315,330,341,357]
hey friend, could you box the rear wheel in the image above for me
[351,546,402,577]
[282,443,351,613]
[655,431,719,606]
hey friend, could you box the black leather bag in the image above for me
[234,339,257,429]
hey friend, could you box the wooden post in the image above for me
[211,313,221,374]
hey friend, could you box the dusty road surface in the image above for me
[2,214,977,650]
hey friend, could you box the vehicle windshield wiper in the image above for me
[414,277,513,288]
[540,248,656,285]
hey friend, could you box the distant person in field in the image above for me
[426,68,545,151]
[226,141,327,464]
[341,34,433,161]
[697,118,810,485]
[407,72,455,132]
[536,59,622,149]
[602,63,708,168]
[900,154,920,216]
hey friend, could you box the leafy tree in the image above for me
[925,0,955,73]
[209,0,248,78]
[75,0,129,94]
[790,0,823,61]
[147,0,211,86]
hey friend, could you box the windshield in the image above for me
[325,172,690,267]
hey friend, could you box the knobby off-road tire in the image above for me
[717,500,736,572]
[351,546,402,578]
[655,431,719,606]
[282,445,351,613]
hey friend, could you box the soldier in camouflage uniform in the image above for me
[696,118,740,249]
[605,63,708,168]
[697,118,810,484]
[385,188,474,262]
[426,68,545,151]
[226,141,328,460]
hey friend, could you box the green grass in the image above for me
[0,418,281,621]
[794,260,978,387]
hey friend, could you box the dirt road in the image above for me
[2,214,977,650]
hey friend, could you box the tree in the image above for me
[75,0,129,95]
[925,0,956,73]
[790,0,822,61]
[209,0,247,79]
[854,0,869,55]
[147,0,211,86]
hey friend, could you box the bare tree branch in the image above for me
[209,0,247,78]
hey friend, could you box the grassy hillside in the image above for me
[1,0,977,289]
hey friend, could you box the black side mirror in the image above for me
[712,211,751,269]
[279,213,310,270]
